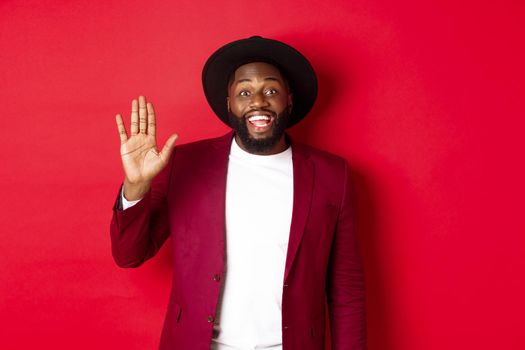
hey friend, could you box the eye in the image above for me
[239,90,251,96]
[265,89,277,96]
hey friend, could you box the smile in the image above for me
[247,114,273,128]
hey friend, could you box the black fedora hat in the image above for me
[202,36,318,128]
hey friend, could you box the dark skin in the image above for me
[115,62,292,200]
[227,62,293,155]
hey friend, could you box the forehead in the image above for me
[231,62,285,84]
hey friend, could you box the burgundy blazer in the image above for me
[110,132,366,349]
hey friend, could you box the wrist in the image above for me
[123,179,151,201]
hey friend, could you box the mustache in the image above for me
[243,108,276,118]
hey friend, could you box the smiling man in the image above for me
[110,36,366,350]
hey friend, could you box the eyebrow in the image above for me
[234,76,281,84]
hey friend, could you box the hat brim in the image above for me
[202,36,317,128]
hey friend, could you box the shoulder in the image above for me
[291,140,350,196]
[291,140,352,207]
[292,140,348,172]
[174,132,233,154]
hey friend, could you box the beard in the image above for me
[228,108,291,154]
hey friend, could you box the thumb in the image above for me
[159,133,179,163]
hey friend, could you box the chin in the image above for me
[228,110,290,154]
[248,130,274,140]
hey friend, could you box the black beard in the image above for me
[228,108,290,154]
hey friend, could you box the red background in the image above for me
[1,0,524,349]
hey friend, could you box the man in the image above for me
[111,36,366,349]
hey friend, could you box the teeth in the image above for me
[248,115,270,121]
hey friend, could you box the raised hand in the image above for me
[115,96,178,200]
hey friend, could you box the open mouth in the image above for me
[245,112,275,131]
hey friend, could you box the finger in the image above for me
[130,99,139,135]
[139,96,147,134]
[147,102,156,137]
[159,133,178,163]
[115,114,128,144]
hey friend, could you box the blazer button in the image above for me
[213,273,221,282]
[207,315,215,323]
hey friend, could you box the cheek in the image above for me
[230,99,247,115]
[272,96,289,111]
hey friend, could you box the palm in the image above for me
[121,133,165,183]
[115,96,178,186]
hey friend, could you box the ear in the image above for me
[226,97,230,112]
[287,93,293,113]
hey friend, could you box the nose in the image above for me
[249,91,269,108]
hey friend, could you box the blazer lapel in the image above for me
[206,130,235,190]
[284,142,314,282]
[199,131,234,247]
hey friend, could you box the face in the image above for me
[227,62,293,155]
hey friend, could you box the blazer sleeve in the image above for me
[109,152,175,268]
[326,160,367,349]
